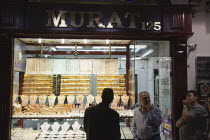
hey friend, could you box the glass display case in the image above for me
[12,73,133,140]
[11,118,134,140]
[12,72,133,139]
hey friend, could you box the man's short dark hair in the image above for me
[139,91,149,98]
[186,90,199,97]
[101,88,114,103]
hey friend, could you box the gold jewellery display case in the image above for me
[12,74,134,140]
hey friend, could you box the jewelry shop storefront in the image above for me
[0,1,193,140]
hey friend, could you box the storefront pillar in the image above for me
[171,39,188,140]
[0,35,13,140]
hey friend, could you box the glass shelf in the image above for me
[11,117,134,140]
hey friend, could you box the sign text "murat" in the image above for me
[46,10,161,30]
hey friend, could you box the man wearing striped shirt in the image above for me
[133,91,162,140]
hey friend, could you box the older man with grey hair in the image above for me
[133,91,162,140]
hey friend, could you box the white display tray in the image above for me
[12,114,133,119]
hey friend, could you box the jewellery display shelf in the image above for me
[12,102,134,119]
[21,74,92,96]
[11,117,134,140]
[21,74,126,96]
[96,75,126,95]
[22,74,54,95]
[60,75,91,96]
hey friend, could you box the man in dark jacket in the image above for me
[84,88,121,140]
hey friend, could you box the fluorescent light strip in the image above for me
[92,46,126,49]
[135,57,142,60]
[135,45,147,52]
[129,45,147,49]
[120,57,142,60]
[38,38,42,43]
[45,54,51,58]
[51,47,57,51]
[77,50,116,52]
[61,39,65,44]
[106,39,109,44]
[141,49,154,58]
[164,58,171,61]
[84,39,88,44]
[136,45,147,49]
[56,46,83,49]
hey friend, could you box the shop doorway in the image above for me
[129,40,173,140]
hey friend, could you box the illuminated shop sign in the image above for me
[46,10,161,31]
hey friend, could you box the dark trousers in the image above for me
[138,134,161,140]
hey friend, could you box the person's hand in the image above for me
[183,99,189,105]
[183,99,191,109]
[146,103,154,111]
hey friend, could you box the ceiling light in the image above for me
[51,47,57,51]
[136,45,147,49]
[106,39,109,44]
[84,39,88,44]
[164,58,171,61]
[177,50,184,53]
[130,45,147,49]
[135,57,142,60]
[119,57,142,60]
[135,45,147,52]
[61,39,65,44]
[38,38,42,43]
[141,49,154,58]
[92,46,126,49]
[77,50,116,52]
[56,46,83,49]
[124,57,142,60]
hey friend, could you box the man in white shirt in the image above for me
[133,91,162,140]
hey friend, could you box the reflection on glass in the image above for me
[133,40,172,140]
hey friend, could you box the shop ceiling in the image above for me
[18,38,131,45]
[17,38,159,59]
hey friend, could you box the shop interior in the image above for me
[11,38,172,140]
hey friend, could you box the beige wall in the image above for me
[187,0,210,90]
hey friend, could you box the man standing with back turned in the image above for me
[133,91,162,140]
[84,88,121,140]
